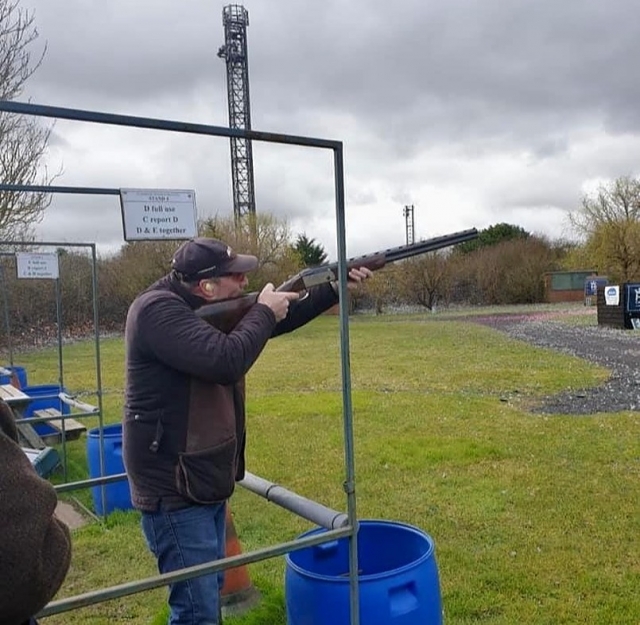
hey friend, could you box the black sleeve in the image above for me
[138,295,278,385]
[272,282,339,338]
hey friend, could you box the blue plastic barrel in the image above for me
[0,365,28,388]
[87,423,133,515]
[285,520,442,625]
[22,384,69,417]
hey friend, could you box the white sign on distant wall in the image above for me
[16,252,59,279]
[604,285,620,306]
[119,188,198,241]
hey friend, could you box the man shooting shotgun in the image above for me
[123,228,475,624]
[123,236,372,625]
[197,227,478,332]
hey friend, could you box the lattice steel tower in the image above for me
[403,204,415,245]
[217,5,256,224]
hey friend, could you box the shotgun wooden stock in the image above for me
[197,227,478,332]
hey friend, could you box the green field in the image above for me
[12,308,640,625]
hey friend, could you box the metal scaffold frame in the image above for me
[0,99,361,624]
[0,240,109,505]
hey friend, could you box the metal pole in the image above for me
[0,101,340,149]
[38,526,353,618]
[334,143,360,625]
[0,259,13,367]
[403,204,415,246]
[412,206,415,243]
[54,272,68,481]
[239,471,349,529]
[90,244,107,516]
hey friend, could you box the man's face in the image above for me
[199,273,248,301]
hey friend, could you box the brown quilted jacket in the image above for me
[123,273,339,511]
[0,399,72,625]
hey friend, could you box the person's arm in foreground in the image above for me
[0,400,72,625]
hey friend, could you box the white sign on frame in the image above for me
[16,252,60,279]
[120,188,198,241]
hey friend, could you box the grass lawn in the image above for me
[11,306,640,624]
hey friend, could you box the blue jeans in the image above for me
[142,503,227,625]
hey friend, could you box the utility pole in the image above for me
[403,204,415,245]
[218,5,256,229]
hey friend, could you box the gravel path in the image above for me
[470,313,640,414]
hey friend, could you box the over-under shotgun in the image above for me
[197,227,478,332]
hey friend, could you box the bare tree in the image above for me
[569,176,640,282]
[399,252,450,311]
[200,213,302,289]
[453,237,556,305]
[0,0,55,241]
[360,266,396,314]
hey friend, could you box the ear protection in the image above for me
[203,282,215,294]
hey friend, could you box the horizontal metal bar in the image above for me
[240,471,348,529]
[54,472,126,492]
[0,183,120,195]
[18,410,99,426]
[54,471,349,531]
[0,240,96,249]
[59,392,98,413]
[38,525,353,617]
[0,101,341,150]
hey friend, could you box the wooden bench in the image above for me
[32,408,87,445]
[0,383,30,408]
[0,384,47,448]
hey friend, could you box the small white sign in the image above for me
[605,285,620,306]
[120,188,198,241]
[16,252,59,280]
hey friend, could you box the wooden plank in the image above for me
[0,383,29,403]
[33,408,62,419]
[33,408,87,441]
[48,418,87,440]
[0,389,44,448]
[16,421,46,449]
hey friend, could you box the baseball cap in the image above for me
[171,238,258,280]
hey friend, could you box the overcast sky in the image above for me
[15,0,640,258]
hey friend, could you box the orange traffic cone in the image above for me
[221,503,261,617]
[10,369,21,389]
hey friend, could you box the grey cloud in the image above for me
[27,1,220,100]
[47,127,70,148]
[35,195,124,243]
[24,0,640,159]
[15,0,640,256]
[349,188,379,206]
[249,0,640,152]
